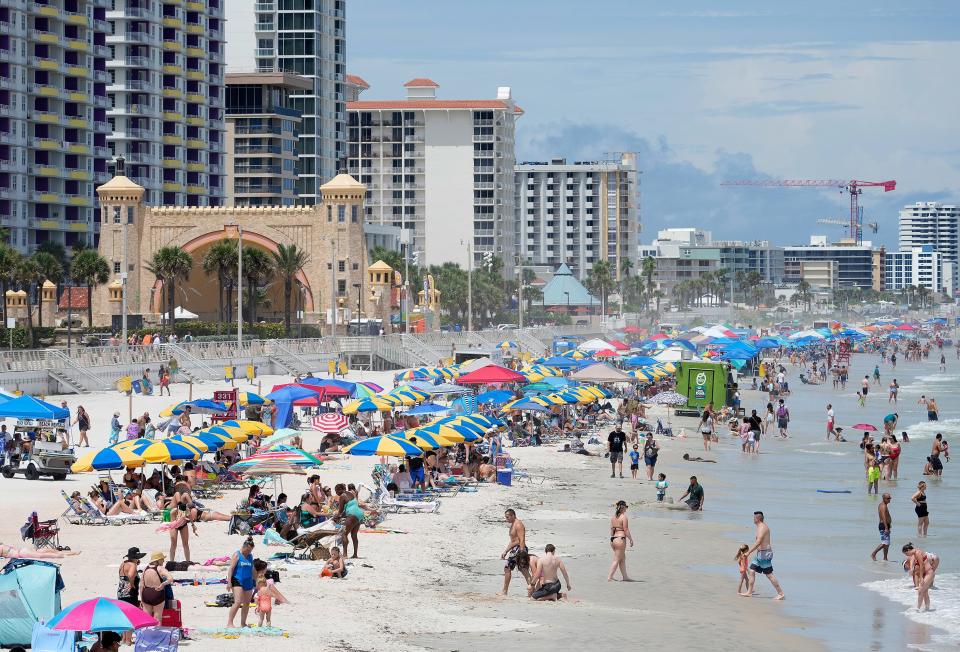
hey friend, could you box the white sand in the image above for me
[0,373,817,650]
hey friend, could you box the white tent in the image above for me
[578,338,615,353]
[163,306,199,321]
[654,346,691,362]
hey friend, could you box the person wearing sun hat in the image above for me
[140,551,173,620]
[118,547,146,645]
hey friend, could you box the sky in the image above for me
[226,0,960,247]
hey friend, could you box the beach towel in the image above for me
[156,518,187,533]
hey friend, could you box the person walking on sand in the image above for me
[530,544,572,601]
[871,493,892,561]
[742,511,785,600]
[826,404,838,441]
[607,424,626,478]
[642,433,660,480]
[607,500,634,581]
[940,353,946,372]
[499,509,529,595]
[73,406,91,448]
[227,538,256,628]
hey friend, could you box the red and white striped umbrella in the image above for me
[312,413,349,433]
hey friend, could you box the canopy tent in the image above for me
[266,385,324,428]
[0,395,69,420]
[456,364,527,385]
[568,363,633,383]
[538,356,583,370]
[162,305,199,320]
[0,560,64,647]
[405,402,451,416]
[297,377,355,397]
[577,338,615,353]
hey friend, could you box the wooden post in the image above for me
[188,380,193,401]
[128,392,133,422]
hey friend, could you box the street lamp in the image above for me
[353,282,361,335]
[517,259,524,329]
[564,291,570,320]
[460,239,472,331]
[225,223,243,345]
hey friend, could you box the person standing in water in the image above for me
[888,379,899,404]
[607,500,634,582]
[912,481,929,537]
[871,493,892,561]
[925,397,939,422]
[742,511,785,600]
[826,404,838,441]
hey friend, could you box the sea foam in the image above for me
[862,573,960,648]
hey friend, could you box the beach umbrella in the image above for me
[258,428,301,448]
[398,430,452,450]
[406,402,451,416]
[350,383,379,398]
[47,597,158,633]
[852,423,878,432]
[343,435,423,457]
[176,399,229,415]
[593,349,619,358]
[497,340,519,349]
[312,412,350,433]
[501,398,554,413]
[221,420,273,436]
[440,417,488,436]
[231,458,306,476]
[191,430,238,450]
[456,364,527,385]
[416,424,474,443]
[207,425,249,443]
[238,447,323,467]
[237,391,270,406]
[394,368,433,381]
[167,434,211,453]
[115,438,201,463]
[628,369,652,382]
[477,389,515,405]
[648,391,687,406]
[72,446,146,473]
[342,396,398,414]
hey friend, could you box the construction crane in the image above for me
[817,211,879,240]
[721,179,896,244]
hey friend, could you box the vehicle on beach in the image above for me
[1,440,75,481]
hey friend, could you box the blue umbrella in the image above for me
[477,389,515,405]
[406,402,452,416]
[172,399,228,415]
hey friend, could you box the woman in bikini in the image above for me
[902,543,939,611]
[888,434,901,480]
[607,500,634,582]
[167,502,198,562]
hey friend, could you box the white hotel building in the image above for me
[884,246,950,295]
[346,78,520,274]
[899,201,960,290]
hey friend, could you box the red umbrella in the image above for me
[594,349,619,358]
[623,325,643,334]
[852,423,877,431]
[649,333,668,340]
[456,364,527,385]
[895,324,916,331]
[607,339,630,351]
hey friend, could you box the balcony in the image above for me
[66,143,90,154]
[162,110,184,120]
[163,134,183,145]
[162,87,184,98]
[64,39,89,52]
[185,46,205,57]
[162,182,184,191]
[162,40,182,52]
[186,23,205,35]
[32,29,59,44]
[162,158,182,168]
[162,17,183,28]
[234,165,281,175]
[185,138,205,148]
[66,64,91,78]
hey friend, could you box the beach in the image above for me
[1,347,958,651]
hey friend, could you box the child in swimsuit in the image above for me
[322,546,347,578]
[735,544,749,594]
[628,445,640,480]
[655,473,668,502]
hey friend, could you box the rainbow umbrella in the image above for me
[71,446,145,473]
[47,597,158,633]
[258,428,301,449]
[343,435,423,457]
[115,438,201,463]
[351,383,379,398]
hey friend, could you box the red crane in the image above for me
[721,179,896,244]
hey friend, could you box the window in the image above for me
[352,263,359,270]
[338,260,346,272]
[114,262,121,273]
[113,206,121,223]
[351,205,358,223]
[337,279,346,294]
[337,205,345,222]
[327,205,332,222]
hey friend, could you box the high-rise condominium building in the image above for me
[248,0,346,203]
[0,0,112,252]
[515,155,638,281]
[347,78,520,273]
[899,201,959,287]
[106,0,226,207]
[884,246,947,294]
[224,71,311,207]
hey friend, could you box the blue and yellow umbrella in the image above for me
[115,438,201,463]
[71,446,146,473]
[206,425,249,443]
[343,435,424,457]
[342,396,400,414]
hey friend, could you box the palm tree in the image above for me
[585,260,614,316]
[641,256,657,311]
[271,243,310,335]
[0,244,21,327]
[14,257,41,344]
[796,280,813,310]
[147,246,193,332]
[242,247,274,325]
[69,249,109,330]
[31,251,63,330]
[202,240,238,324]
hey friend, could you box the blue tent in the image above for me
[0,395,69,420]
[623,356,657,367]
[266,385,323,429]
[539,356,582,370]
[0,559,64,647]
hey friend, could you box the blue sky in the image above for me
[229,1,960,247]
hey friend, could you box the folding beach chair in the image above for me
[22,511,60,550]
[134,626,181,652]
[83,498,149,525]
[60,491,107,525]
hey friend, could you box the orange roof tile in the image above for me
[345,74,370,89]
[514,104,524,114]
[348,100,513,111]
[403,78,439,88]
[58,287,89,311]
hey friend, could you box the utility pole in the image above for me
[465,240,473,331]
[403,232,410,334]
[329,238,336,336]
[121,206,128,351]
[517,260,524,329]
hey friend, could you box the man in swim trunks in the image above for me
[529,544,571,601]
[925,397,938,422]
[608,425,626,478]
[871,493,892,561]
[742,511,785,600]
[926,434,945,477]
[499,509,529,595]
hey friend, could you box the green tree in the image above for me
[795,280,813,310]
[31,251,63,330]
[271,243,310,335]
[36,240,68,263]
[202,239,238,324]
[146,246,193,333]
[14,257,41,344]
[69,249,109,330]
[585,260,614,315]
[641,256,657,311]
[0,244,21,327]
[242,247,274,325]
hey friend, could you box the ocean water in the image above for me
[862,573,960,650]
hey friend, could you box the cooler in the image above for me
[496,468,512,486]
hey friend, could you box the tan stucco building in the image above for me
[93,171,381,331]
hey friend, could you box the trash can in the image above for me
[496,468,513,486]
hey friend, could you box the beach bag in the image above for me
[310,545,330,561]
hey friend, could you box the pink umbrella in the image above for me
[47,597,158,632]
[851,423,877,431]
[313,412,349,433]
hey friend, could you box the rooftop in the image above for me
[345,74,370,89]
[348,99,514,111]
[541,263,599,307]
[403,78,439,88]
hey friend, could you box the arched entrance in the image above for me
[149,230,315,323]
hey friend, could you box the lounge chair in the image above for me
[83,498,149,525]
[362,484,440,514]
[60,491,108,526]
